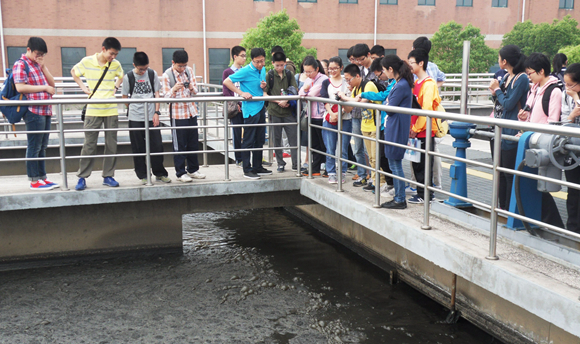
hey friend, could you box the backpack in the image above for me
[411,94,448,138]
[0,59,30,124]
[541,82,564,118]
[126,69,156,117]
[361,79,387,93]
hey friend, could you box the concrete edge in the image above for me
[299,178,580,339]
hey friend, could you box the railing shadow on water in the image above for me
[2,88,580,261]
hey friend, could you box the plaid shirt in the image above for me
[13,54,52,116]
[160,66,198,120]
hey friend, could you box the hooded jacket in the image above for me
[520,76,562,124]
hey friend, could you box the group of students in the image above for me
[15,36,206,191]
[490,47,580,234]
[220,38,446,209]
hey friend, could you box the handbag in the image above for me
[81,62,111,122]
[403,138,421,163]
[226,101,239,119]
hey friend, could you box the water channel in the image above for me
[0,208,502,343]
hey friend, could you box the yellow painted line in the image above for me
[440,162,567,200]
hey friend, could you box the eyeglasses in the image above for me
[344,77,354,84]
[136,67,148,73]
[526,70,537,77]
[304,70,317,75]
[174,64,187,69]
[253,59,266,65]
[328,67,340,72]
[33,51,46,58]
[375,71,383,79]
[566,82,578,89]
[237,54,247,59]
[355,56,366,63]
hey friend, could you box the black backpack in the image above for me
[541,82,564,118]
[126,69,156,116]
[361,79,387,93]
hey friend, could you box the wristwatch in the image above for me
[154,111,161,116]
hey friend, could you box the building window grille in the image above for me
[418,0,435,5]
[380,0,398,4]
[560,0,574,9]
[339,0,358,3]
[492,0,508,7]
[457,0,473,6]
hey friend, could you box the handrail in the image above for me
[2,93,580,259]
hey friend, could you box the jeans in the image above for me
[351,117,369,178]
[23,111,51,181]
[129,120,168,179]
[242,108,266,173]
[388,158,406,203]
[230,111,243,163]
[172,116,200,177]
[271,115,298,169]
[322,119,352,175]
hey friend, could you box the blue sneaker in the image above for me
[103,177,119,187]
[75,178,86,191]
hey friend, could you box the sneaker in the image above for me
[30,180,54,191]
[408,195,425,204]
[363,183,375,192]
[277,165,285,173]
[156,176,172,183]
[255,167,273,176]
[291,166,298,172]
[380,199,407,209]
[352,174,359,180]
[43,179,59,188]
[349,164,356,170]
[262,160,273,167]
[353,177,367,187]
[341,174,347,183]
[302,169,321,177]
[243,171,261,180]
[433,184,442,190]
[188,171,206,179]
[75,177,86,191]
[328,174,337,184]
[140,178,148,185]
[178,174,193,182]
[322,170,329,178]
[103,177,119,187]
[236,161,243,169]
[380,184,393,194]
[388,187,396,197]
[405,185,417,195]
[302,163,308,169]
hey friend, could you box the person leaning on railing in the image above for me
[489,45,529,211]
[517,52,565,229]
[561,63,580,234]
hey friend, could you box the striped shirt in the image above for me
[73,53,123,117]
[13,54,52,116]
[160,66,198,120]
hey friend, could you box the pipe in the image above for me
[486,126,501,260]
[460,41,470,115]
[202,0,208,83]
[522,0,526,22]
[0,0,6,76]
[374,0,378,46]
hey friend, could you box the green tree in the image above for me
[430,21,498,74]
[559,45,580,64]
[240,10,316,71]
[502,15,580,59]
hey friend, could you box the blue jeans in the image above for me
[322,119,352,175]
[351,117,369,178]
[23,111,51,181]
[388,158,406,203]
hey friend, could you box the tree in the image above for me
[502,15,580,59]
[240,10,316,71]
[430,21,498,74]
[559,45,580,64]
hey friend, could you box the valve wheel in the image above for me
[549,135,580,170]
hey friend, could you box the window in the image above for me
[6,46,26,70]
[116,47,136,75]
[339,0,358,3]
[560,0,574,9]
[338,49,351,69]
[61,47,86,78]
[385,49,397,56]
[253,0,273,1]
[492,0,508,7]
[418,0,435,5]
[162,48,185,74]
[380,0,397,4]
[298,0,317,2]
[456,0,472,6]
[209,48,230,85]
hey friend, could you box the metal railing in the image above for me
[2,94,580,262]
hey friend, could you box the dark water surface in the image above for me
[0,209,501,343]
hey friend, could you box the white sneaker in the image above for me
[387,187,396,197]
[178,174,193,182]
[188,171,206,179]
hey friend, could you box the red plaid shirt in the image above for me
[13,54,52,116]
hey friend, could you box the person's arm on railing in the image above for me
[223,77,252,100]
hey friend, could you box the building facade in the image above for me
[2,0,578,84]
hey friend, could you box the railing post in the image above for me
[57,104,69,191]
[307,100,313,179]
[487,125,501,260]
[374,109,381,208]
[224,101,230,181]
[144,102,153,186]
[337,104,344,192]
[296,99,302,178]
[214,100,219,137]
[268,113,274,166]
[202,101,208,167]
[422,116,433,230]
[460,41,471,116]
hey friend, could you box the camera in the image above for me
[335,93,342,101]
[523,104,531,112]
[183,82,190,89]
